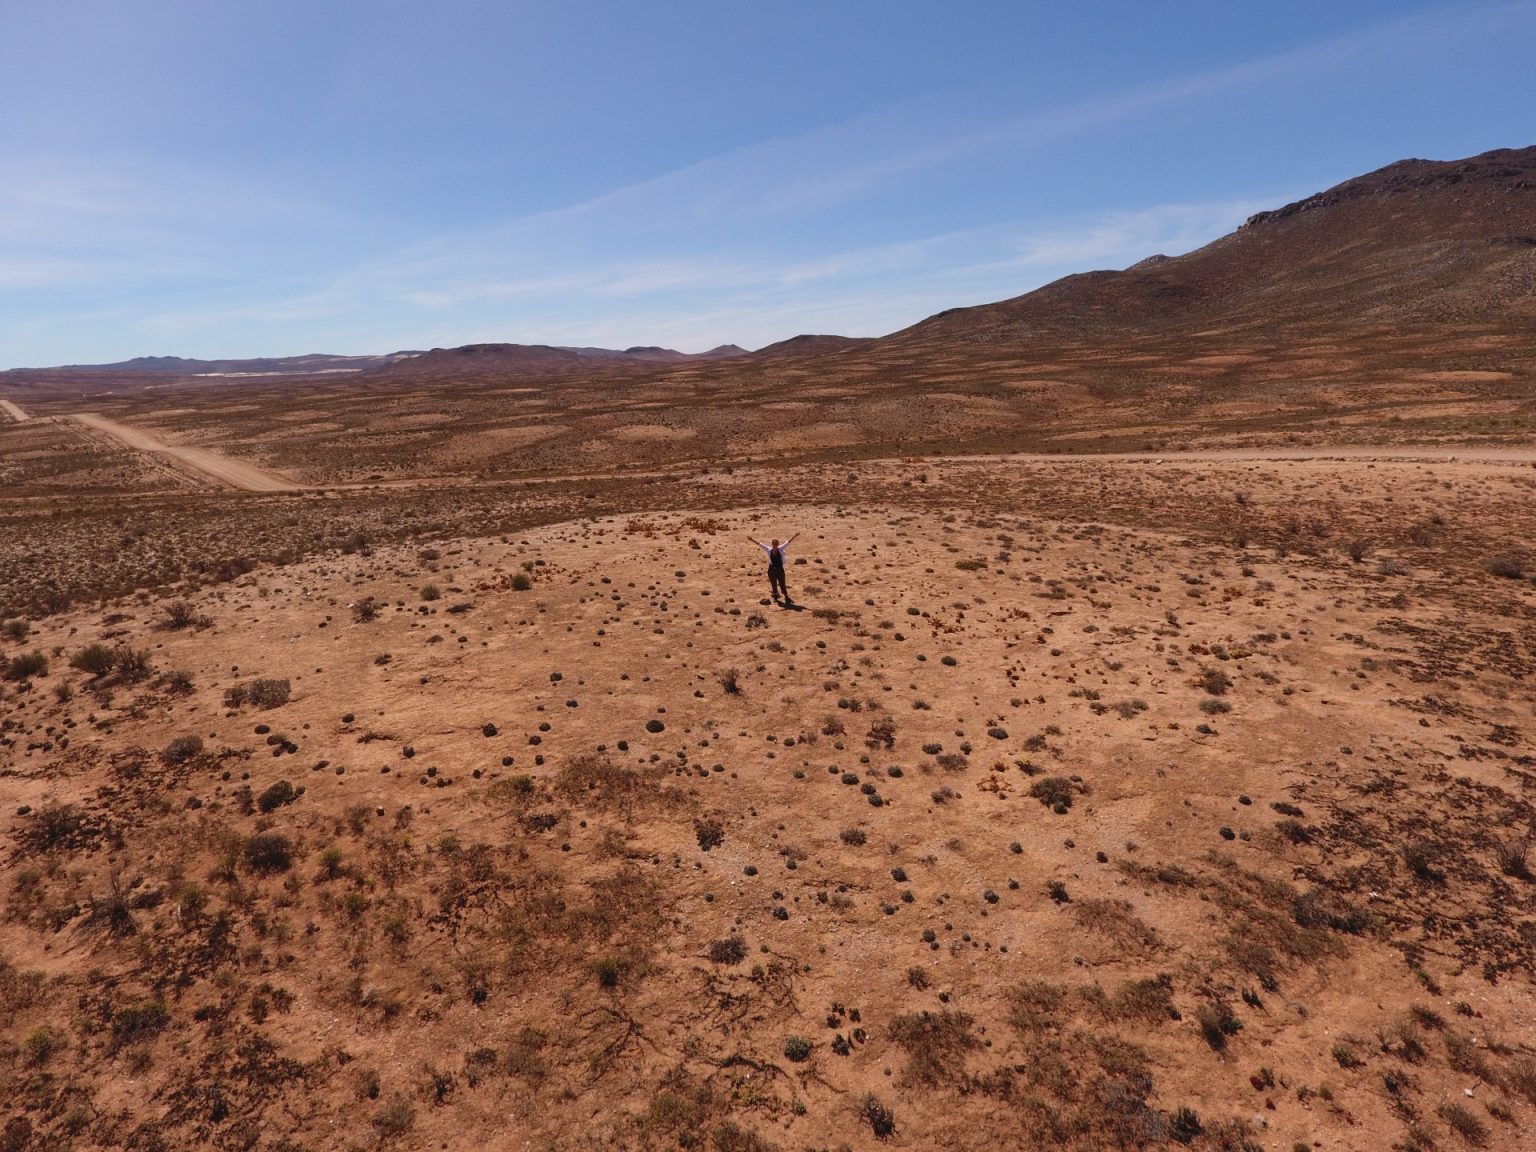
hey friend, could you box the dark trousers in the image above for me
[769,564,788,600]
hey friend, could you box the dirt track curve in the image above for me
[0,398,30,423]
[71,412,298,492]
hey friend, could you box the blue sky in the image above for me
[2,1,1534,366]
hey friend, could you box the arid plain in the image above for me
[3,148,1536,1152]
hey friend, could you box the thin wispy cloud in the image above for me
[0,1,1531,362]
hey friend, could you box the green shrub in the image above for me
[1437,1101,1488,1145]
[1331,1042,1363,1069]
[319,845,344,879]
[23,1025,62,1065]
[510,572,532,591]
[69,644,116,677]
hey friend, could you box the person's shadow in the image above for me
[779,600,806,612]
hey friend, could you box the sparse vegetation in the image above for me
[69,643,116,677]
[694,816,725,851]
[225,677,291,709]
[1485,552,1525,579]
[162,600,211,629]
[1028,776,1075,810]
[5,375,1536,1152]
[1195,1002,1243,1051]
[708,935,747,964]
[859,1094,895,1139]
[1494,835,1531,879]
[4,650,48,680]
[243,833,295,874]
[160,734,203,764]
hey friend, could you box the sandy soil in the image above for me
[0,399,30,423]
[3,449,1534,1151]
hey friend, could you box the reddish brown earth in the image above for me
[2,147,1535,1152]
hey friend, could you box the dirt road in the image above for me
[72,412,298,492]
[0,399,29,423]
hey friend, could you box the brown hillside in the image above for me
[891,145,1536,344]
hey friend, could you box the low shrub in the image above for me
[694,817,725,851]
[162,600,211,629]
[1436,1101,1488,1145]
[1495,836,1531,879]
[226,678,291,709]
[114,646,152,681]
[257,780,299,813]
[1199,667,1232,695]
[159,669,195,695]
[1486,553,1526,579]
[111,1000,169,1048]
[1028,776,1074,810]
[161,735,204,765]
[243,833,294,874]
[70,644,117,677]
[1400,840,1442,883]
[592,957,620,988]
[859,1094,895,1139]
[4,651,49,680]
[1195,1002,1242,1051]
[866,715,897,749]
[708,935,747,964]
[372,1095,415,1137]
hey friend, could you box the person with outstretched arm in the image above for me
[749,533,797,604]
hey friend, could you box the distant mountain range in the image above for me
[9,352,421,377]
[3,344,750,379]
[8,145,1534,404]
